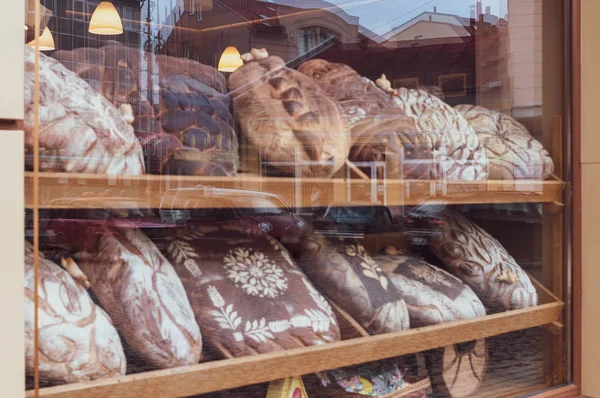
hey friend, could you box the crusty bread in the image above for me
[229,56,349,177]
[25,45,145,175]
[24,241,126,385]
[456,104,554,180]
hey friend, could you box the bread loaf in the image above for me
[299,60,431,180]
[378,254,485,327]
[427,209,538,312]
[228,55,349,177]
[54,44,238,176]
[295,235,410,334]
[24,45,145,174]
[388,87,487,180]
[151,226,340,358]
[455,104,554,180]
[24,241,126,385]
[53,224,202,369]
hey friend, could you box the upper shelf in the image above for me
[24,172,566,209]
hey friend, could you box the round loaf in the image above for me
[24,241,126,385]
[25,46,145,175]
[151,226,340,358]
[378,253,486,327]
[295,235,410,334]
[427,209,538,312]
[455,104,554,180]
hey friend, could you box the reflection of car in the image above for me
[400,204,446,247]
[313,202,406,252]
[159,187,309,243]
[27,196,169,251]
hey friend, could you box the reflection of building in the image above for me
[162,0,361,66]
[39,0,142,50]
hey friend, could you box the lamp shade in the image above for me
[218,46,243,72]
[89,1,123,35]
[27,27,55,51]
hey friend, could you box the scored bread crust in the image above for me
[229,56,349,177]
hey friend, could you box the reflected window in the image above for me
[297,26,335,55]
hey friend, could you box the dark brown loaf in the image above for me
[151,226,340,358]
[58,225,203,369]
[455,104,554,180]
[228,56,349,177]
[427,209,538,312]
[299,59,429,180]
[24,241,126,385]
[377,254,486,327]
[25,45,145,174]
[295,235,410,334]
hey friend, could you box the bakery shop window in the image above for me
[22,0,573,397]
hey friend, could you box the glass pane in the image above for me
[23,0,571,396]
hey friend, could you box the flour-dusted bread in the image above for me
[24,241,126,385]
[54,44,238,176]
[151,226,340,358]
[427,209,538,312]
[299,60,431,179]
[228,55,349,177]
[24,45,144,175]
[296,235,410,334]
[378,254,485,327]
[455,104,554,180]
[54,224,202,369]
[388,86,488,181]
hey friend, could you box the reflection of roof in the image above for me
[383,11,471,41]
[216,0,358,27]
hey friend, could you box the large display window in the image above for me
[21,1,574,397]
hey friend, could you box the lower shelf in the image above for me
[27,277,563,398]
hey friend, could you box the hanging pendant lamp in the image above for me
[218,46,243,72]
[89,1,123,35]
[27,27,55,51]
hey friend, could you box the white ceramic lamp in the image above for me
[218,46,243,72]
[26,27,55,51]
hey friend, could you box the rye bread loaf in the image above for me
[455,104,554,180]
[299,60,431,179]
[378,253,486,327]
[389,87,488,180]
[295,235,410,334]
[24,241,126,385]
[51,223,202,369]
[24,45,144,174]
[151,226,340,358]
[228,55,349,177]
[427,209,538,312]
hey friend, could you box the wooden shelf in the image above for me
[25,172,566,209]
[27,277,563,398]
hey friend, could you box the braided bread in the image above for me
[455,104,554,180]
[299,59,428,179]
[427,209,538,312]
[228,55,349,177]
[24,241,126,385]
